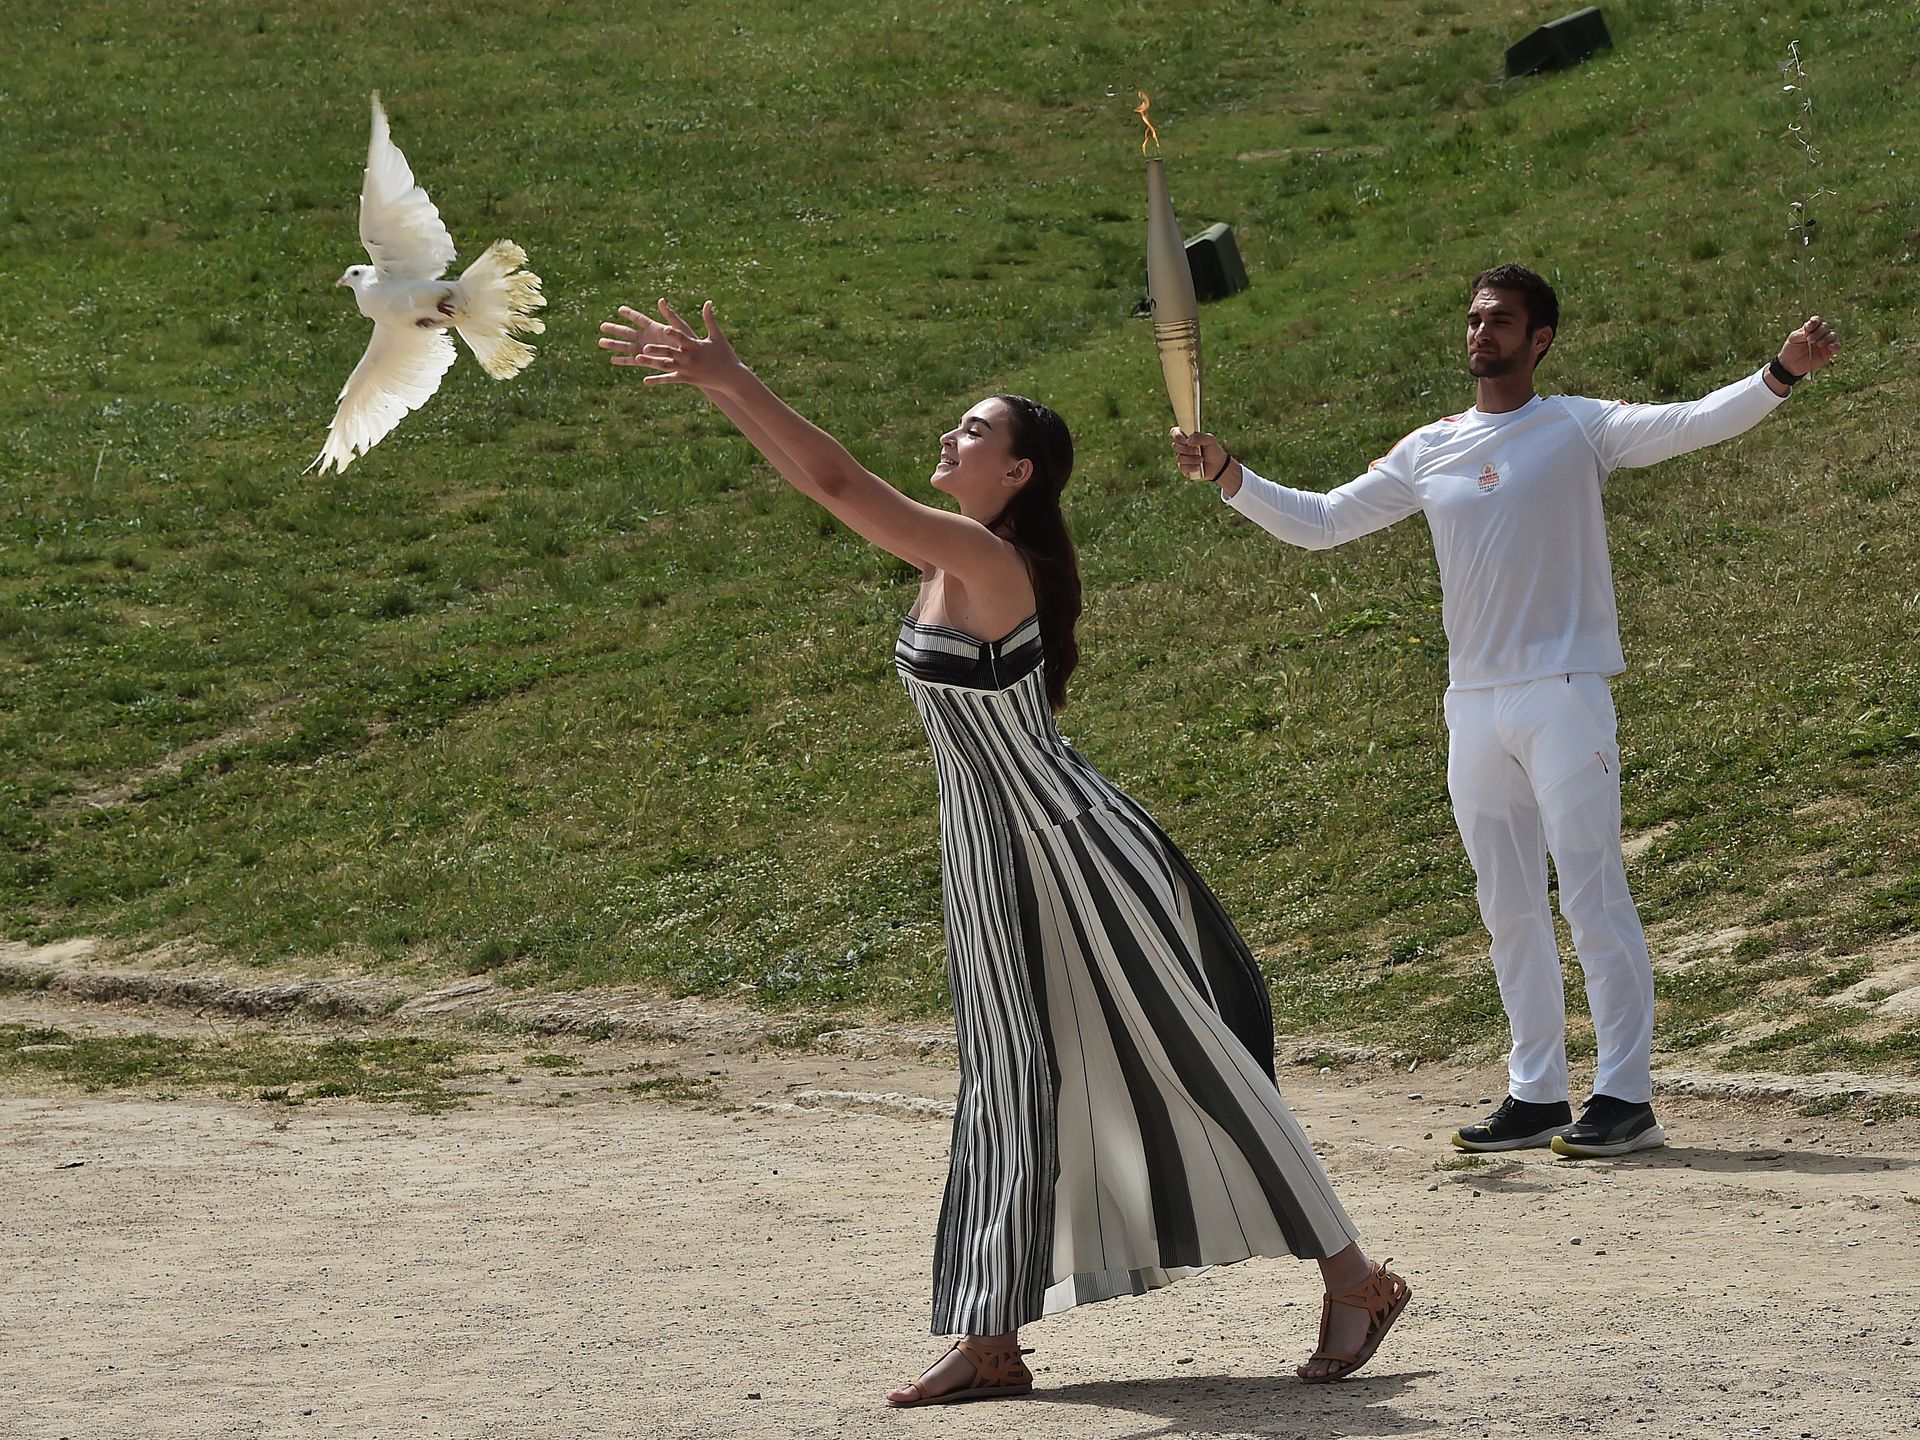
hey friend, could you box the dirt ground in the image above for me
[3,991,1918,1440]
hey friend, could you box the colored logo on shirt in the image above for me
[1477,463,1502,493]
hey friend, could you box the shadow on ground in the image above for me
[1028,1370,1441,1439]
[1583,1145,1916,1175]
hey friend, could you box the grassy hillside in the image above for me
[3,0,1916,1076]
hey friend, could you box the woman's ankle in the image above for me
[1316,1243,1371,1292]
[964,1330,1018,1349]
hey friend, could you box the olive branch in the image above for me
[1778,41,1830,316]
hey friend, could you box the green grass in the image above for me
[3,0,1917,1076]
[627,1069,719,1103]
[0,1023,474,1111]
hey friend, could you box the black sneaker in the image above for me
[1450,1095,1572,1152]
[1550,1094,1667,1157]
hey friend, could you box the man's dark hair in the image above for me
[1472,263,1559,341]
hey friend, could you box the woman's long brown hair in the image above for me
[987,394,1081,712]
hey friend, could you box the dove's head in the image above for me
[335,265,375,294]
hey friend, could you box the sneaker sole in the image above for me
[1550,1123,1667,1158]
[1449,1125,1569,1153]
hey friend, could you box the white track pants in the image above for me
[1443,673,1655,1106]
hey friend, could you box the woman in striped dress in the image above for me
[601,299,1410,1403]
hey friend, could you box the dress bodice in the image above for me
[894,612,1108,836]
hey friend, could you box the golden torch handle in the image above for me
[1145,156,1203,435]
[1154,317,1202,437]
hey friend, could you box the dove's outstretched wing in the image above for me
[359,92,457,280]
[308,322,457,475]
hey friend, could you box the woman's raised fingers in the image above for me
[658,298,697,336]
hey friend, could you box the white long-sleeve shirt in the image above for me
[1226,369,1786,691]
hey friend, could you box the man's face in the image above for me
[1466,288,1547,379]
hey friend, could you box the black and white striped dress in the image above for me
[896,612,1360,1337]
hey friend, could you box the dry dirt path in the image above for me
[3,1001,1918,1440]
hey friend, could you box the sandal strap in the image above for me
[1308,1293,1366,1365]
[1326,1258,1405,1310]
[953,1337,1033,1388]
[1311,1261,1408,1363]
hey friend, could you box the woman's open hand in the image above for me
[597,304,675,364]
[599,299,746,393]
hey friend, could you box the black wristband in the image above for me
[1766,355,1803,390]
[1209,451,1234,484]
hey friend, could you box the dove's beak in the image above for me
[334,278,348,288]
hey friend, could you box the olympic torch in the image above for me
[1139,93,1201,436]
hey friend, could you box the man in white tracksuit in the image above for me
[1173,264,1838,1157]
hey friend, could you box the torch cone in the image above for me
[1146,156,1202,435]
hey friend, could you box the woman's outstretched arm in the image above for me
[600,306,851,519]
[601,300,1021,586]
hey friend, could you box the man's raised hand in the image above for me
[1780,315,1840,378]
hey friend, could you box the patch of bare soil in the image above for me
[3,989,1917,1440]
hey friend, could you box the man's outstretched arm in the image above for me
[1169,427,1421,551]
[1576,316,1839,472]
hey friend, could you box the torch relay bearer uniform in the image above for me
[1224,370,1786,1130]
[895,611,1359,1336]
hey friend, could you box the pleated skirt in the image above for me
[928,794,1360,1336]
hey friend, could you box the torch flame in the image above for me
[1136,91,1161,157]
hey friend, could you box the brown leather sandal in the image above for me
[1297,1258,1411,1383]
[885,1337,1035,1407]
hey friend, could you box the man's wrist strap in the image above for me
[1766,356,1804,390]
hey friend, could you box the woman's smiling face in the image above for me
[932,398,1031,516]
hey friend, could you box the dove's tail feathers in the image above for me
[454,239,547,380]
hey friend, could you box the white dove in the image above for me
[310,92,547,474]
